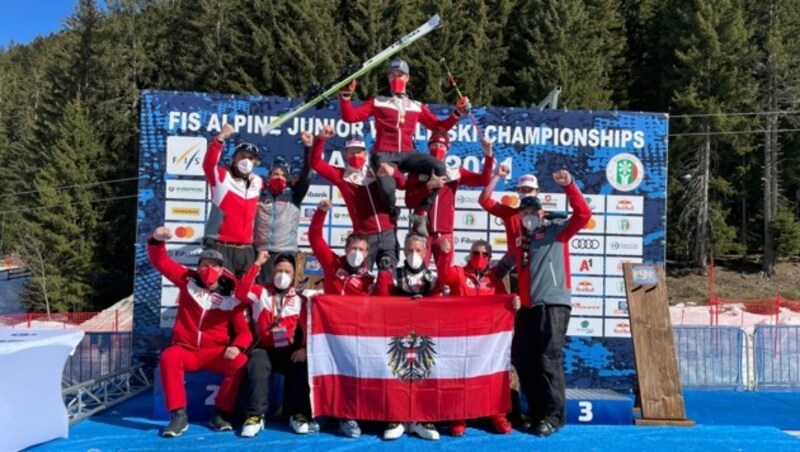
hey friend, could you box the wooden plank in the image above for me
[623,263,692,425]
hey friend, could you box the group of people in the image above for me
[148,58,591,441]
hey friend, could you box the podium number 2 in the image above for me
[205,385,220,405]
[578,401,593,421]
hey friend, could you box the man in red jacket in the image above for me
[203,123,263,277]
[339,58,469,236]
[309,125,405,271]
[148,226,252,438]
[309,199,375,296]
[438,239,519,437]
[405,133,494,274]
[235,252,319,438]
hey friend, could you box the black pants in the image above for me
[371,151,445,213]
[203,238,255,279]
[243,346,311,418]
[367,229,399,271]
[511,305,571,427]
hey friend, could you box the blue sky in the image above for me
[0,1,76,48]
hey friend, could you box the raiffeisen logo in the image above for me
[463,214,475,226]
[167,136,207,176]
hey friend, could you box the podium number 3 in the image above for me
[578,401,593,421]
[205,384,220,405]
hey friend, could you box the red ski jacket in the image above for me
[147,239,252,351]
[309,208,375,295]
[439,265,508,297]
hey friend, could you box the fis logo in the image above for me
[167,136,207,176]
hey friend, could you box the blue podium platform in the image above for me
[565,388,633,425]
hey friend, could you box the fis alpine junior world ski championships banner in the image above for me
[308,294,514,421]
[135,90,668,391]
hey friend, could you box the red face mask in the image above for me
[431,147,447,160]
[469,255,489,272]
[389,78,407,94]
[198,266,223,288]
[268,177,287,195]
[348,154,366,169]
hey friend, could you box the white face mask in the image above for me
[236,159,254,175]
[346,249,365,268]
[522,214,540,231]
[273,271,292,290]
[406,251,423,270]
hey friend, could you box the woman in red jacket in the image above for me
[148,226,252,438]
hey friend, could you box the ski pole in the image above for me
[440,58,482,137]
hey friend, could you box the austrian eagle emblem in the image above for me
[387,331,436,381]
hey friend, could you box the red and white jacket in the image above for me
[405,156,494,234]
[439,264,508,297]
[309,208,375,295]
[147,239,252,351]
[309,137,405,235]
[235,263,313,349]
[203,139,263,244]
[340,95,461,153]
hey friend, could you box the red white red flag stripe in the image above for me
[308,295,515,422]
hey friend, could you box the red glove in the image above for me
[456,96,471,115]
[341,79,357,96]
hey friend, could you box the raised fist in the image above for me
[318,199,332,212]
[318,125,335,139]
[300,131,313,147]
[153,226,172,241]
[255,250,270,266]
[377,163,396,178]
[496,164,510,179]
[341,79,357,95]
[553,170,572,187]
[217,124,235,141]
[456,96,471,115]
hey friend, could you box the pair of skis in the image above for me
[262,14,441,135]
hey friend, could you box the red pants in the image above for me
[159,344,247,412]
[424,233,454,276]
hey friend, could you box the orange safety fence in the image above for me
[0,310,132,332]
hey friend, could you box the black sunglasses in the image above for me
[471,251,490,257]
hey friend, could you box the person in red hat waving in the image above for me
[405,133,494,275]
[339,58,470,237]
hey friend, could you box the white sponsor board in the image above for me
[605,216,644,235]
[166,179,207,200]
[160,286,180,308]
[452,231,489,251]
[605,256,643,276]
[299,205,318,225]
[580,215,606,235]
[453,210,488,231]
[570,194,605,213]
[330,206,352,226]
[605,236,643,256]
[568,235,605,255]
[539,192,567,212]
[606,195,644,215]
[570,298,605,316]
[164,201,206,222]
[488,232,509,252]
[454,190,482,210]
[604,318,632,337]
[329,227,353,248]
[164,222,204,244]
[568,317,603,337]
[489,214,507,232]
[453,252,470,266]
[570,255,604,276]
[166,136,206,176]
[304,185,331,203]
[160,307,178,328]
[605,277,627,297]
[297,225,311,247]
[604,298,630,317]
[571,276,604,296]
[166,243,203,265]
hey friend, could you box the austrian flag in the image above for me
[307,295,515,422]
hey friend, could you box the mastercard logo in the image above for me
[583,218,597,230]
[174,226,196,238]
[500,195,519,208]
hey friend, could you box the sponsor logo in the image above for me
[500,195,519,208]
[572,238,601,250]
[577,320,595,334]
[572,302,602,311]
[463,214,476,226]
[333,211,350,219]
[583,218,598,231]
[576,281,595,293]
[614,322,631,334]
[168,185,203,195]
[494,217,505,227]
[606,153,645,192]
[616,199,635,210]
[173,226,197,239]
[618,219,631,231]
[172,206,201,216]
[493,236,507,245]
[304,208,315,217]
[166,136,206,176]
[305,259,321,271]
[578,258,594,272]
[617,300,628,311]
[387,332,436,381]
[610,241,638,251]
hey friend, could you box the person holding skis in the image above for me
[404,132,494,275]
[202,123,263,277]
[339,58,470,237]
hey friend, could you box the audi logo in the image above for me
[571,238,601,249]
